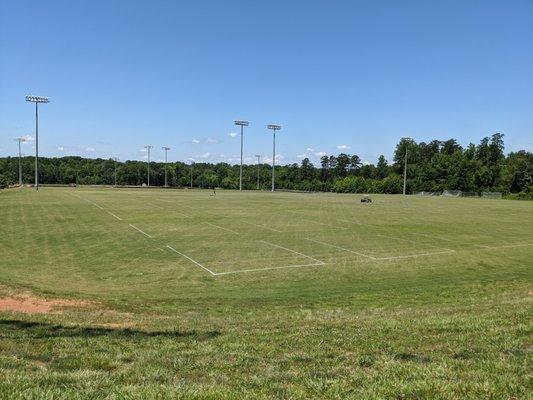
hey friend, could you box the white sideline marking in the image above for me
[166,245,216,276]
[214,262,325,276]
[129,224,153,238]
[306,238,376,259]
[260,240,325,264]
[203,222,240,234]
[242,221,283,233]
[478,243,533,249]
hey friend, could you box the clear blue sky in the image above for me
[1,0,532,165]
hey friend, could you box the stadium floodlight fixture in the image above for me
[234,120,249,191]
[255,155,261,190]
[162,146,171,187]
[144,145,153,186]
[26,95,50,190]
[267,124,281,192]
[401,137,413,195]
[14,137,27,186]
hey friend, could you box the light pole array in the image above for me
[14,137,27,186]
[402,137,412,195]
[144,145,153,186]
[267,124,281,192]
[162,146,171,187]
[25,95,49,191]
[234,120,249,191]
[255,154,261,190]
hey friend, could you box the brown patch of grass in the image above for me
[0,295,89,314]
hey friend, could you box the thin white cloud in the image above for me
[57,146,65,151]
[198,152,211,159]
[315,151,327,157]
[228,132,238,138]
[306,147,314,152]
[85,147,95,152]
[191,139,200,144]
[296,154,307,159]
[205,137,219,144]
[337,145,351,150]
[264,154,284,164]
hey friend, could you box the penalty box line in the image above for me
[306,238,456,261]
[66,191,156,240]
[166,245,217,276]
[166,240,326,276]
[65,191,123,221]
[129,224,153,239]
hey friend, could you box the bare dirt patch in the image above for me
[0,296,89,314]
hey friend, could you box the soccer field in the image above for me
[1,187,532,399]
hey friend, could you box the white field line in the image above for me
[242,220,283,233]
[335,218,361,226]
[376,234,453,252]
[214,262,325,276]
[165,245,216,276]
[375,249,456,260]
[409,232,455,242]
[129,224,153,238]
[65,191,122,220]
[306,238,456,261]
[259,240,325,264]
[307,220,349,229]
[154,201,192,217]
[477,242,533,249]
[203,221,240,234]
[106,211,123,221]
[306,238,376,259]
[286,210,350,229]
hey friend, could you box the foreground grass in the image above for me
[0,188,531,399]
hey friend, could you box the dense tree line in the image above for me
[1,134,531,197]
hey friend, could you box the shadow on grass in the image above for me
[0,319,220,340]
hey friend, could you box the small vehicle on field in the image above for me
[360,195,372,203]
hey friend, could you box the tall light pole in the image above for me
[188,159,195,188]
[162,146,170,187]
[255,154,261,190]
[113,157,119,187]
[234,120,249,191]
[144,145,153,186]
[14,137,27,186]
[402,137,412,195]
[267,124,281,192]
[25,95,49,191]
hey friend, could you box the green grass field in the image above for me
[0,187,531,399]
